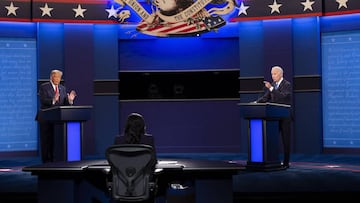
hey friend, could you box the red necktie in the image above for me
[55,85,58,94]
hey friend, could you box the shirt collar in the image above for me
[50,81,57,89]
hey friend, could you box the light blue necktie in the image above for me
[275,83,279,90]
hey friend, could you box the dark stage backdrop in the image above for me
[117,34,242,153]
[2,14,360,157]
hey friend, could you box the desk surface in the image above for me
[22,158,244,175]
[22,158,241,203]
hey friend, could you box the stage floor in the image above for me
[1,153,360,202]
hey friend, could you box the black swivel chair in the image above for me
[105,144,158,203]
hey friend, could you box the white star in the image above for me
[106,5,119,18]
[5,2,19,16]
[73,4,87,18]
[238,2,250,16]
[336,0,348,9]
[301,0,315,11]
[40,3,54,17]
[268,0,282,14]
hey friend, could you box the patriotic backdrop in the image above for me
[0,0,359,36]
[0,0,359,23]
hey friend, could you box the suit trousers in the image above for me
[280,118,291,165]
[39,121,55,163]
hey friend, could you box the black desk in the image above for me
[23,158,242,203]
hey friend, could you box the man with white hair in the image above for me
[36,69,77,163]
[256,65,292,168]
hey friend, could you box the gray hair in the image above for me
[50,69,63,77]
[271,66,283,73]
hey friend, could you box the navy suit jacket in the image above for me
[36,81,71,121]
[38,82,70,109]
[256,79,292,105]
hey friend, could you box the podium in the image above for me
[239,102,290,171]
[38,105,93,161]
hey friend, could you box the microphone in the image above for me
[254,83,268,103]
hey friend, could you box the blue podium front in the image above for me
[39,106,93,161]
[239,102,290,171]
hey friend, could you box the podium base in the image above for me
[246,161,285,171]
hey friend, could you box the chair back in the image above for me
[106,144,157,202]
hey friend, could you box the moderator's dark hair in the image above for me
[124,113,145,144]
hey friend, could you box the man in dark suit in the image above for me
[256,65,292,168]
[36,69,77,163]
